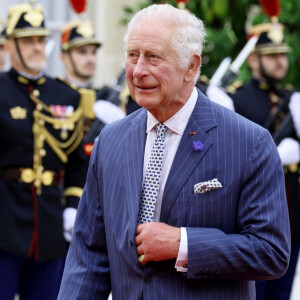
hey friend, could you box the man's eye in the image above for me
[128,52,136,57]
[147,54,157,59]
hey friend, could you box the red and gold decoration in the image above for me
[176,0,189,10]
[247,0,289,55]
[69,0,87,14]
[258,0,280,22]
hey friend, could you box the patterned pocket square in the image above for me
[194,178,223,194]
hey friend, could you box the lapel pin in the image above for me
[192,140,204,152]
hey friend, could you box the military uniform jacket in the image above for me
[60,79,121,157]
[0,69,87,262]
[229,78,300,242]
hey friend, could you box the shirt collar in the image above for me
[146,87,198,135]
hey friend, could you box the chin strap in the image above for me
[14,39,29,71]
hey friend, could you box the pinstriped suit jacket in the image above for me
[58,89,290,300]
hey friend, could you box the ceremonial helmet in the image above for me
[248,20,290,55]
[61,20,101,52]
[247,0,290,55]
[5,0,50,39]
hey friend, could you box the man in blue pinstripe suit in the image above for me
[58,4,290,300]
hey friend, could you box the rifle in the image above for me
[272,112,294,146]
[209,57,231,86]
[216,35,258,88]
[262,88,295,145]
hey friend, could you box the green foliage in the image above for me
[122,0,300,89]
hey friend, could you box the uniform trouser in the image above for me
[256,243,300,300]
[0,250,65,300]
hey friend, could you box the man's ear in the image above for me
[184,54,201,82]
[247,53,259,71]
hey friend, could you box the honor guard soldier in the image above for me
[0,1,87,299]
[228,21,300,300]
[60,19,125,158]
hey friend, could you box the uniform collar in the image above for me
[251,77,280,91]
[65,76,92,89]
[9,68,46,86]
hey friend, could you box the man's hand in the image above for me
[135,222,181,265]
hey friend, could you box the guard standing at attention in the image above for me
[0,1,87,299]
[60,19,125,158]
[228,19,300,300]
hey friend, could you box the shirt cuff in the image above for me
[175,227,188,272]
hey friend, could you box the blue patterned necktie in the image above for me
[138,123,167,224]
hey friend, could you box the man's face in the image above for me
[125,20,189,120]
[66,44,98,80]
[258,53,289,83]
[5,36,46,75]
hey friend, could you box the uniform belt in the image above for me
[0,168,64,187]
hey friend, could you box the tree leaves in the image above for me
[122,0,300,88]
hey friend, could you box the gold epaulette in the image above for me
[57,77,96,119]
[78,88,96,119]
[198,74,210,85]
[226,80,243,94]
[283,83,294,91]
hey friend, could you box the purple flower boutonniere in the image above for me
[192,141,204,152]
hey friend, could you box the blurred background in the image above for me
[1,1,300,299]
[0,0,138,90]
[1,0,300,90]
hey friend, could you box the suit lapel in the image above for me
[123,109,147,239]
[160,92,217,223]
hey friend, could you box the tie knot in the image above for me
[156,123,166,139]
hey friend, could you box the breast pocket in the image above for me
[183,184,235,229]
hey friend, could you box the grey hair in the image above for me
[123,4,206,83]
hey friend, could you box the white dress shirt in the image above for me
[143,87,198,272]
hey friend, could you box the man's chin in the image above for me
[26,62,46,73]
[135,97,159,110]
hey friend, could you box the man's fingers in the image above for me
[136,224,144,235]
[135,234,142,246]
[136,244,143,256]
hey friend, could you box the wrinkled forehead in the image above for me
[127,19,174,47]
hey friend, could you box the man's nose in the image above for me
[33,41,45,51]
[133,55,149,78]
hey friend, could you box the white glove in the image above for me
[94,100,126,124]
[63,207,77,242]
[206,85,235,111]
[289,92,300,138]
[277,137,300,166]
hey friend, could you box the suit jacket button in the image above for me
[144,274,152,283]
